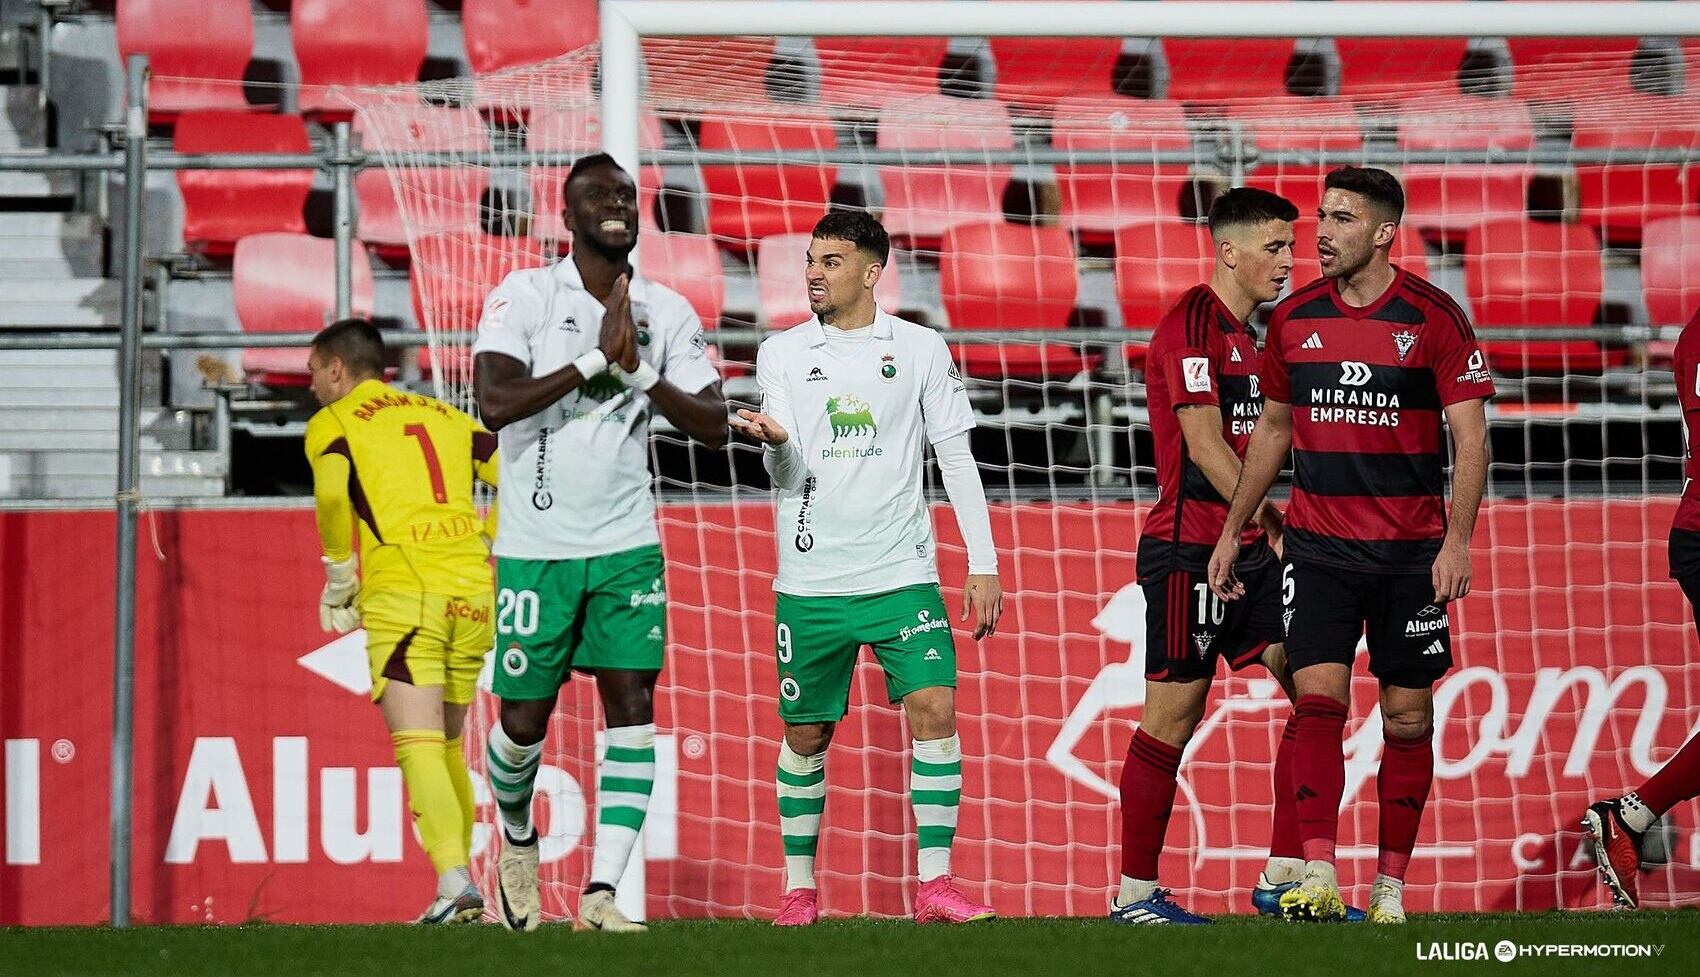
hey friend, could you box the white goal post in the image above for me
[598,1,1700,198]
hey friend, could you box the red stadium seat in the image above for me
[1398,97,1535,243]
[1335,37,1469,104]
[756,232,902,329]
[878,95,1014,247]
[699,113,838,250]
[636,231,725,329]
[1113,220,1213,330]
[1163,16,1293,105]
[233,233,375,384]
[990,37,1124,113]
[528,107,666,242]
[410,232,548,381]
[1640,216,1700,326]
[353,105,492,259]
[1507,30,1641,101]
[293,0,428,118]
[815,37,947,110]
[117,0,254,121]
[940,222,1089,378]
[173,111,313,256]
[1464,219,1618,372]
[1572,96,1700,247]
[463,0,598,74]
[1287,219,1431,288]
[641,38,779,105]
[1052,97,1192,245]
[1238,98,1363,220]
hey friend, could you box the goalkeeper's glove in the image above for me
[319,555,361,633]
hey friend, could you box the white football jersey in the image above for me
[757,309,975,596]
[471,258,720,560]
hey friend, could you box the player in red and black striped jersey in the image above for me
[1580,307,1700,909]
[1110,188,1298,926]
[1208,167,1493,925]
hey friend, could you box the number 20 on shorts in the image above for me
[497,588,539,636]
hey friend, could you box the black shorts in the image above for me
[1143,563,1284,682]
[1672,529,1700,640]
[1283,561,1451,688]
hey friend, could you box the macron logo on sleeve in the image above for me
[1182,357,1211,393]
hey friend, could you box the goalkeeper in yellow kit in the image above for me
[304,318,499,924]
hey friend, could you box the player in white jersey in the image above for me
[471,153,726,933]
[732,211,1004,926]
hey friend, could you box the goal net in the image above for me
[353,13,1700,920]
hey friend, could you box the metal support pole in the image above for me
[332,121,353,319]
[1225,121,1247,188]
[36,2,52,115]
[109,53,148,930]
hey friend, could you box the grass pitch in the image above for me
[4,912,1695,977]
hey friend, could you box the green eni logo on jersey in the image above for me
[563,371,632,423]
[823,394,882,460]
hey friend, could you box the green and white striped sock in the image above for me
[590,723,655,888]
[911,735,963,882]
[486,720,544,842]
[776,740,827,891]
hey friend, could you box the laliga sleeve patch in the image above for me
[1182,356,1211,393]
[479,297,511,332]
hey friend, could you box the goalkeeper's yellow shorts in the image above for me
[361,589,494,706]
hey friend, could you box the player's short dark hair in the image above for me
[312,317,384,377]
[1325,165,1405,223]
[1207,186,1300,235]
[564,151,626,197]
[811,209,889,265]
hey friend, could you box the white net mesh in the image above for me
[352,26,1700,918]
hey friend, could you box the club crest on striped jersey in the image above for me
[1192,632,1214,655]
[1392,330,1418,362]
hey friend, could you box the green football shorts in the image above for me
[772,583,957,724]
[492,544,667,700]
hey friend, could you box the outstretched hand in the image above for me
[730,408,790,445]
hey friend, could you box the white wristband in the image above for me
[618,359,662,392]
[571,348,609,380]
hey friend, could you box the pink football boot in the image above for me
[774,887,820,926]
[914,876,995,924]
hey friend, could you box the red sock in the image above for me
[1376,726,1435,881]
[1637,730,1700,816]
[1291,695,1349,864]
[1118,727,1184,881]
[1269,713,1302,860]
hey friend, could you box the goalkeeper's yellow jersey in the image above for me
[305,378,498,597]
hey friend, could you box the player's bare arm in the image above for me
[1433,397,1489,603]
[1208,398,1292,601]
[1176,404,1246,500]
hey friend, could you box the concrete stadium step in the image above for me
[0,215,104,278]
[0,85,47,149]
[0,449,227,499]
[0,166,73,199]
[0,407,182,451]
[0,279,121,327]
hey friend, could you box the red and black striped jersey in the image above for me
[1138,284,1271,581]
[1260,268,1494,574]
[1672,310,1700,535]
